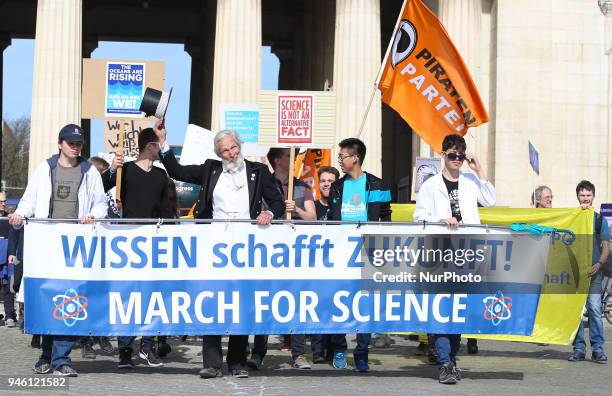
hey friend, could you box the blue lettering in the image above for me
[231,243,246,267]
[173,236,197,268]
[213,243,228,267]
[271,243,289,267]
[347,236,365,267]
[61,235,98,268]
[248,234,267,268]
[152,236,168,268]
[292,234,308,267]
[130,236,148,268]
[110,236,128,268]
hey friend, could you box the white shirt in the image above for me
[212,163,250,219]
[414,171,496,225]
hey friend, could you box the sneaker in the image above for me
[313,353,325,364]
[30,335,41,349]
[98,337,115,354]
[354,359,370,373]
[230,368,249,378]
[415,342,427,356]
[451,358,461,381]
[33,358,52,374]
[118,350,135,369]
[439,363,457,384]
[53,365,78,377]
[246,354,263,370]
[139,348,163,367]
[157,342,171,358]
[332,352,348,369]
[199,367,223,378]
[292,355,312,369]
[467,339,478,355]
[81,343,96,359]
[568,350,586,362]
[592,351,608,364]
[428,343,439,365]
[5,318,16,328]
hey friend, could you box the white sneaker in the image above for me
[5,319,16,328]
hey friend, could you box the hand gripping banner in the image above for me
[24,221,550,336]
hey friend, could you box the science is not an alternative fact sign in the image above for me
[24,222,550,336]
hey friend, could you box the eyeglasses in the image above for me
[444,151,466,161]
[337,153,354,161]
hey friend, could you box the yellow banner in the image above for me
[391,204,593,345]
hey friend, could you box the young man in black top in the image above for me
[104,127,172,369]
[314,166,340,220]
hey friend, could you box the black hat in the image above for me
[58,124,85,143]
[139,87,173,118]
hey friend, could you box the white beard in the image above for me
[222,154,245,172]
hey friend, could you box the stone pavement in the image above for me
[0,319,611,396]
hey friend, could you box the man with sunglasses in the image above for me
[9,124,108,377]
[414,134,496,384]
[104,127,173,369]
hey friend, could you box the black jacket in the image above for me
[328,172,392,222]
[161,150,285,220]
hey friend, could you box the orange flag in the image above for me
[378,0,488,153]
[293,149,331,200]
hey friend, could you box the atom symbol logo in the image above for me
[482,292,512,326]
[52,288,88,327]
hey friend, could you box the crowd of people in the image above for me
[0,122,609,385]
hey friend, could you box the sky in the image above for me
[2,39,280,155]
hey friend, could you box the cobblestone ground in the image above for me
[0,313,611,395]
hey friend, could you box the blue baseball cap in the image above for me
[58,124,85,143]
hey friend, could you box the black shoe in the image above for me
[30,335,41,349]
[118,349,135,369]
[139,348,163,367]
[439,363,457,384]
[33,358,52,374]
[199,367,223,378]
[157,342,171,358]
[98,337,115,354]
[568,350,586,362]
[246,354,263,370]
[81,343,96,359]
[467,339,478,355]
[428,343,439,365]
[592,351,608,364]
[53,365,78,377]
[312,353,325,364]
[230,368,249,378]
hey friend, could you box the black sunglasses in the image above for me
[445,151,466,161]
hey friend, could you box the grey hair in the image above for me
[213,129,243,156]
[531,185,551,207]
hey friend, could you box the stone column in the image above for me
[600,1,612,199]
[1,37,10,182]
[210,0,261,132]
[333,0,382,175]
[437,0,489,171]
[29,0,82,176]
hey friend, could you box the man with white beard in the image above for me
[156,123,285,379]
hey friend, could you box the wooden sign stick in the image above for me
[287,148,296,220]
[115,119,125,209]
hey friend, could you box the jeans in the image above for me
[353,333,371,361]
[41,335,77,368]
[2,285,15,320]
[202,335,248,369]
[118,336,153,353]
[573,272,605,353]
[433,334,461,364]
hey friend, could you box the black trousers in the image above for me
[202,335,248,369]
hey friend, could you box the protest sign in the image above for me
[81,59,165,120]
[24,222,548,336]
[415,157,442,193]
[179,124,217,166]
[103,119,152,157]
[277,95,313,145]
[220,105,259,143]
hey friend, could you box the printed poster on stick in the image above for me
[277,95,313,145]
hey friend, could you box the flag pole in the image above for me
[356,0,408,140]
[287,148,296,220]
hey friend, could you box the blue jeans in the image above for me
[41,335,77,368]
[573,272,605,353]
[433,334,461,364]
[353,333,371,361]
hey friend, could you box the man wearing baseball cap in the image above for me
[9,123,107,377]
